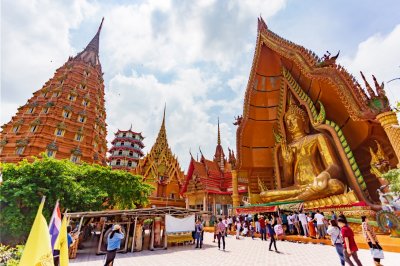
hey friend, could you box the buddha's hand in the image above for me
[313,171,330,190]
[281,140,293,162]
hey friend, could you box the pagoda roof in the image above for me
[181,156,235,195]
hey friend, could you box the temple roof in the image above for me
[74,18,104,66]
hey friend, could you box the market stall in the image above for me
[66,207,206,258]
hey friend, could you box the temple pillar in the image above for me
[376,111,400,167]
[212,196,216,215]
[203,194,207,212]
[232,170,240,209]
[185,196,189,209]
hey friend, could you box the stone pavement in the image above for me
[71,232,400,266]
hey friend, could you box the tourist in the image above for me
[287,212,294,234]
[267,217,279,252]
[298,210,308,237]
[327,219,345,266]
[259,215,267,241]
[195,219,203,248]
[281,212,288,233]
[235,220,241,239]
[313,210,326,239]
[217,218,226,250]
[228,216,233,232]
[249,222,255,239]
[331,211,337,221]
[222,216,229,237]
[293,212,301,236]
[338,217,363,266]
[213,222,218,243]
[307,213,317,239]
[104,224,124,266]
[67,225,74,248]
[254,213,260,233]
[242,222,249,236]
[361,215,384,266]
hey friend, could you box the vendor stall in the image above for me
[66,207,206,258]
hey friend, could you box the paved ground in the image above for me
[71,232,400,266]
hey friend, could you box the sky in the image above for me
[1,0,400,171]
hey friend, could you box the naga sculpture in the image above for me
[260,94,345,202]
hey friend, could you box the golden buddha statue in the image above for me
[260,95,345,202]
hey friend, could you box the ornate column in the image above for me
[231,170,240,208]
[203,194,207,212]
[376,111,400,167]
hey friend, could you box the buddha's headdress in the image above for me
[285,91,308,124]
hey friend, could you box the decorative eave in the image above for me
[249,17,376,122]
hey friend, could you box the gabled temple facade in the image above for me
[134,108,185,207]
[0,19,108,165]
[181,120,246,215]
[108,126,144,170]
[234,17,399,210]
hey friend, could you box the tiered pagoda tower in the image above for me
[0,19,108,165]
[134,107,185,207]
[108,126,144,170]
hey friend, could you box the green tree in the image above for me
[0,156,153,244]
[383,168,400,193]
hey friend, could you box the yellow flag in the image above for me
[19,197,54,266]
[54,214,69,266]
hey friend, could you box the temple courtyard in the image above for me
[71,232,400,266]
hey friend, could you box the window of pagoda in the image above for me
[63,110,71,118]
[46,149,56,158]
[129,151,133,156]
[42,91,48,97]
[77,115,86,123]
[75,134,83,142]
[42,107,50,114]
[15,146,25,155]
[70,154,81,163]
[52,92,60,98]
[116,159,121,166]
[79,84,87,90]
[68,94,76,101]
[82,99,90,107]
[118,150,123,155]
[54,128,65,137]
[127,161,132,167]
[26,107,35,114]
[30,125,38,133]
[12,125,20,133]
[122,133,126,137]
[121,141,125,146]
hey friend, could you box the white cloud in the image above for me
[339,24,400,105]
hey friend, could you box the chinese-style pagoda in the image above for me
[0,19,108,165]
[108,126,144,170]
[181,119,246,215]
[134,107,186,207]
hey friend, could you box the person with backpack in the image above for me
[327,219,345,266]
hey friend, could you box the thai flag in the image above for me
[49,200,62,250]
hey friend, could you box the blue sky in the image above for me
[1,0,400,170]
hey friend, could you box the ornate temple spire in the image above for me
[213,119,226,171]
[74,17,104,66]
[360,71,376,97]
[217,117,221,145]
[257,16,268,32]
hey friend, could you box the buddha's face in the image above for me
[285,112,305,137]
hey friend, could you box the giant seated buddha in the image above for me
[260,95,345,202]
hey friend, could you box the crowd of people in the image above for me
[200,210,385,266]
